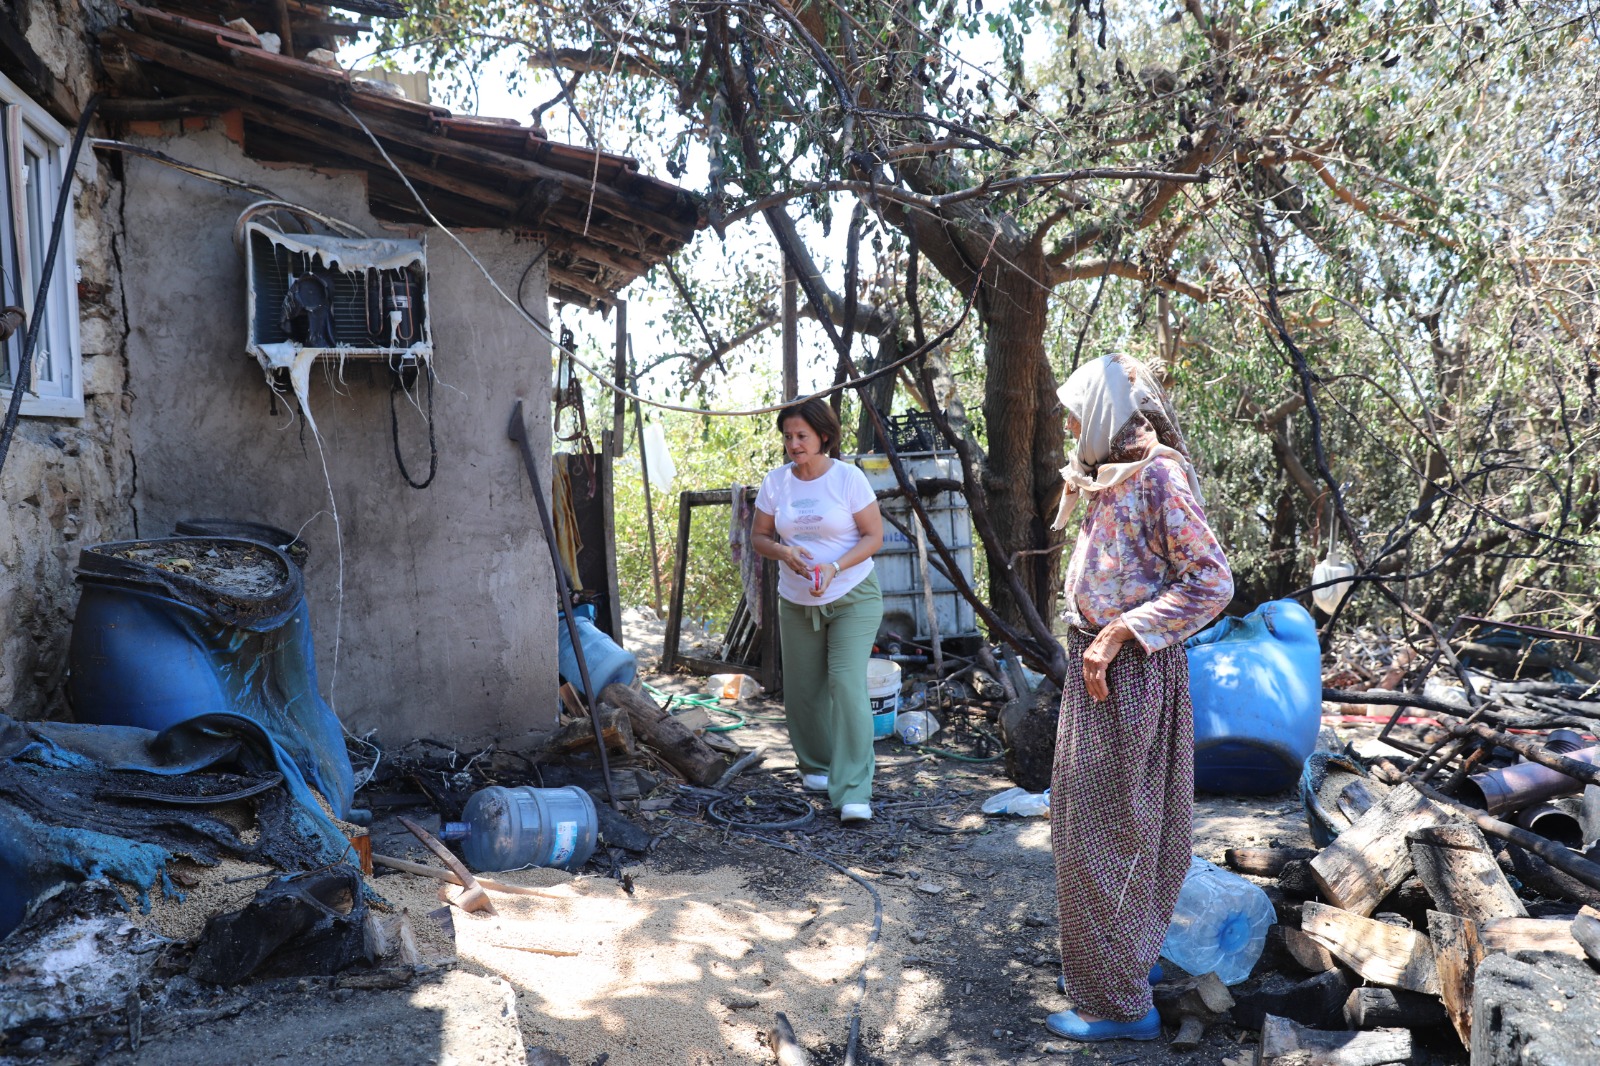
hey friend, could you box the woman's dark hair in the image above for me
[776,397,843,459]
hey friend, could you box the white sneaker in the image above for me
[840,803,872,824]
[801,773,830,793]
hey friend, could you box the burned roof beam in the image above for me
[106,29,698,244]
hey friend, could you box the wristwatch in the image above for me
[830,561,841,577]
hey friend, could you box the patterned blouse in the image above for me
[1061,454,1234,653]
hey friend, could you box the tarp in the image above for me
[0,712,351,939]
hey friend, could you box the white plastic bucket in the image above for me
[867,658,901,739]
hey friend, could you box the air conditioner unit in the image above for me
[243,221,433,379]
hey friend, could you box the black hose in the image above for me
[0,92,101,480]
[705,789,816,831]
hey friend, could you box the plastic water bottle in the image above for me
[981,786,1051,816]
[895,710,940,745]
[1159,856,1275,985]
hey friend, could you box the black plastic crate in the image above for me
[887,411,942,453]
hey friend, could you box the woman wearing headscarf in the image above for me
[1046,353,1233,1042]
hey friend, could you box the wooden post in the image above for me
[1427,909,1482,1048]
[661,492,693,671]
[1408,823,1526,922]
[1310,782,1457,916]
[611,299,628,457]
[782,261,798,401]
[628,343,663,615]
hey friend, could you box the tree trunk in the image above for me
[978,248,1065,627]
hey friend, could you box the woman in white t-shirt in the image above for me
[752,398,884,823]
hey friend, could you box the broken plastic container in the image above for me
[67,537,355,818]
[1185,599,1322,795]
[1159,855,1275,985]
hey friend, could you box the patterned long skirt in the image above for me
[1051,629,1194,1021]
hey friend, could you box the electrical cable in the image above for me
[389,364,439,488]
[0,93,101,480]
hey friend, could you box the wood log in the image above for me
[1153,972,1234,1051]
[1311,782,1457,917]
[1258,1014,1412,1066]
[1281,926,1340,973]
[1478,916,1587,959]
[1301,901,1440,994]
[768,1011,811,1066]
[1224,847,1317,878]
[1573,906,1600,966]
[601,682,732,788]
[1582,784,1600,845]
[1427,909,1482,1049]
[1230,967,1353,1030]
[546,704,635,757]
[1408,823,1526,922]
[1277,858,1320,899]
[1342,986,1448,1030]
[1413,779,1600,893]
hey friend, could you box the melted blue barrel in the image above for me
[67,537,354,819]
[1185,599,1322,795]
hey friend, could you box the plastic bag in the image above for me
[981,786,1051,816]
[641,421,676,493]
[706,673,762,700]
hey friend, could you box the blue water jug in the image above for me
[1160,855,1277,985]
[1185,599,1322,795]
[557,604,637,695]
[440,785,598,872]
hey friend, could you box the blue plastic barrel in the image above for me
[557,605,637,695]
[67,537,355,819]
[1185,599,1323,795]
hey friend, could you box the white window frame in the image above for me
[0,75,83,420]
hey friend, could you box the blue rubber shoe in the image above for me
[1057,966,1163,995]
[1045,1006,1161,1042]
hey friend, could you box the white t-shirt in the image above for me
[755,459,877,605]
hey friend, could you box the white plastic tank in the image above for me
[848,453,980,643]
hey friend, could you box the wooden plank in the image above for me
[1408,823,1526,922]
[1478,916,1587,959]
[1428,909,1482,1049]
[1259,1014,1412,1066]
[1311,782,1458,917]
[1301,900,1440,994]
[1281,925,1341,973]
[660,492,693,672]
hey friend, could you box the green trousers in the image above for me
[777,571,884,808]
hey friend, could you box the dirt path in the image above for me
[358,654,1311,1066]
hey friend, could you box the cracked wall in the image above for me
[0,1,136,717]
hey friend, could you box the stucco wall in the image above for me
[0,0,136,717]
[119,127,560,745]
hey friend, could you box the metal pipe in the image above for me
[1516,801,1584,848]
[1460,743,1600,817]
[508,400,618,810]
